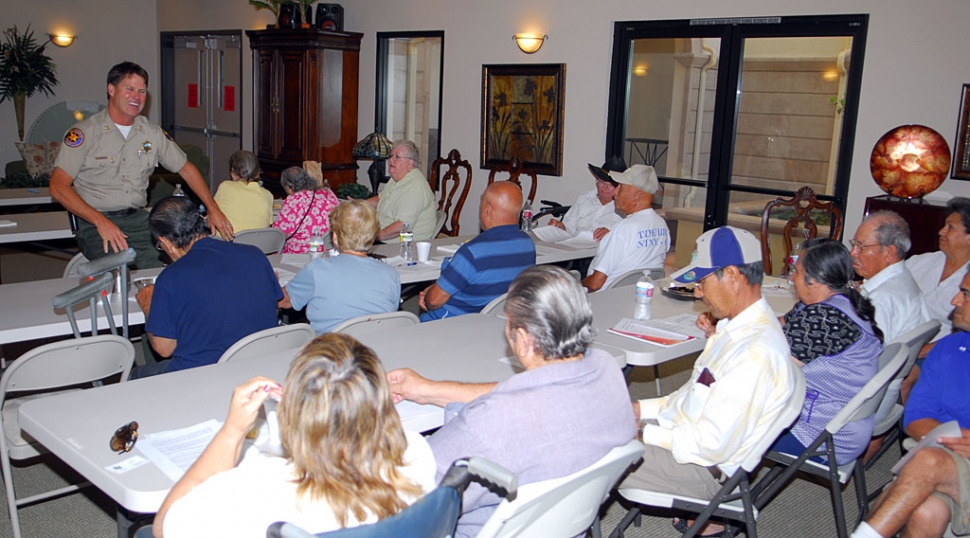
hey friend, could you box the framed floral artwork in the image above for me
[481,63,565,176]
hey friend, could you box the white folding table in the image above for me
[0,211,73,244]
[0,187,53,207]
[18,313,626,518]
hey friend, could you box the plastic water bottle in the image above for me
[308,227,325,258]
[520,201,534,232]
[784,241,802,279]
[400,222,414,263]
[634,271,655,321]
[172,183,186,197]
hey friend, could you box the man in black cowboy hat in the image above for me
[547,156,626,241]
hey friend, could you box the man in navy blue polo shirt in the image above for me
[418,181,535,321]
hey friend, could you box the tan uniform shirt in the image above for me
[54,109,187,211]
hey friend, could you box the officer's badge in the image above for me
[64,128,84,148]
[163,130,174,141]
[141,141,152,154]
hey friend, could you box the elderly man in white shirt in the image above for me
[548,156,625,240]
[852,211,929,343]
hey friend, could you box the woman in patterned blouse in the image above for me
[773,239,884,465]
[272,167,340,254]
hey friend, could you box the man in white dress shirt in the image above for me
[582,164,669,292]
[852,210,929,343]
[548,156,625,240]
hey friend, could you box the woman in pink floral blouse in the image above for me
[272,167,340,253]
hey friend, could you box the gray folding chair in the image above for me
[51,272,117,339]
[62,252,90,278]
[751,342,910,538]
[600,268,665,291]
[0,335,134,538]
[611,369,806,538]
[233,227,287,255]
[75,248,137,339]
[217,324,315,363]
[480,293,509,317]
[331,311,420,339]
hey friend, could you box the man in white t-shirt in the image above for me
[582,164,670,292]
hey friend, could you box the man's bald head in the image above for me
[480,181,524,229]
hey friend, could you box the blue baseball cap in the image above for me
[670,226,762,283]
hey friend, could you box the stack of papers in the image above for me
[134,419,222,482]
[608,316,704,347]
[275,268,296,286]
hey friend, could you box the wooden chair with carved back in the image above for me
[487,157,538,205]
[760,186,844,275]
[428,149,473,237]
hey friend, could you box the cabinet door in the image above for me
[254,49,277,159]
[277,49,309,163]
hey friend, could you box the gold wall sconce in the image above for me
[47,34,76,48]
[513,34,547,54]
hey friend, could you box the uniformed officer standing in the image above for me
[50,61,233,269]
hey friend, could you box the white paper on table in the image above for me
[652,314,708,338]
[280,253,311,268]
[532,225,573,243]
[437,244,461,254]
[891,420,962,474]
[0,220,16,227]
[608,317,703,347]
[559,231,598,249]
[136,419,223,482]
[275,268,296,287]
[395,400,444,432]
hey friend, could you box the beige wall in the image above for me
[0,1,159,166]
[4,0,970,244]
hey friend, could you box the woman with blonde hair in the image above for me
[213,150,274,232]
[153,333,436,538]
[280,200,401,333]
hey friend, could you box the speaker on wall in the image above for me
[315,3,344,31]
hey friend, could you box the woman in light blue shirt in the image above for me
[280,200,400,333]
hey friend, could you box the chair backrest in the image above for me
[475,439,645,538]
[62,252,90,278]
[234,227,287,255]
[0,335,135,396]
[488,157,538,205]
[759,186,844,275]
[480,293,509,316]
[740,367,807,472]
[331,312,420,339]
[217,324,315,364]
[433,210,447,239]
[889,320,941,381]
[428,149,473,237]
[51,272,117,338]
[601,267,665,290]
[825,342,909,434]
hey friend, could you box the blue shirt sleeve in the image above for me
[436,247,476,296]
[145,276,178,339]
[285,263,317,310]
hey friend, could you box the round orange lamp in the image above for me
[870,124,951,199]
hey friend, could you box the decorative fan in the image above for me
[870,124,951,199]
[27,100,104,144]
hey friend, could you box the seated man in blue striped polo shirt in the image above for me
[418,181,536,321]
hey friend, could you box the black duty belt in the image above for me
[101,207,139,218]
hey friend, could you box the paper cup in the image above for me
[416,241,432,262]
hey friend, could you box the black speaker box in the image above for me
[315,3,344,32]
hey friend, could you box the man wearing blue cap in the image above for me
[615,225,798,537]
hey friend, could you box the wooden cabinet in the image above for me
[246,28,362,196]
[864,195,948,257]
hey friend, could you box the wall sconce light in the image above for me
[513,34,547,54]
[47,34,76,48]
[632,65,648,77]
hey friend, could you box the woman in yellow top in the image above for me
[213,150,274,233]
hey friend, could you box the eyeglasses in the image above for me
[849,240,882,252]
[388,155,413,162]
[110,421,138,453]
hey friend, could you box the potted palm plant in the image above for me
[0,25,58,141]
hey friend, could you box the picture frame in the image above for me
[481,63,565,176]
[952,83,970,180]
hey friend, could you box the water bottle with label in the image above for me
[520,201,534,232]
[308,227,325,258]
[172,183,186,197]
[634,270,655,321]
[400,222,414,263]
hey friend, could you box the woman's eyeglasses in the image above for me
[110,421,138,453]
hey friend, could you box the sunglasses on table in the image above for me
[110,421,138,454]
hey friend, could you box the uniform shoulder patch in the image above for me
[162,130,174,141]
[64,128,84,148]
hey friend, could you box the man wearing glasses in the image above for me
[547,156,625,240]
[365,139,437,242]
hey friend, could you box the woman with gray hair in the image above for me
[213,150,274,233]
[280,200,401,333]
[364,140,437,242]
[272,166,339,253]
[387,265,635,537]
